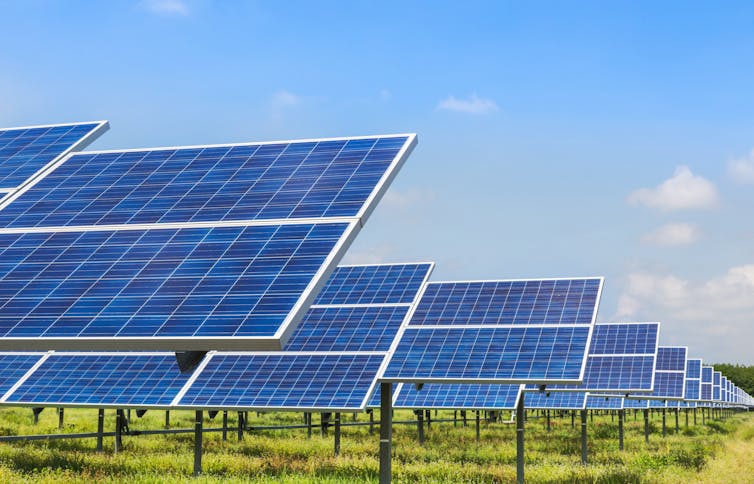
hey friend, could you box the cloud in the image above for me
[381,188,436,210]
[728,149,754,184]
[627,166,718,211]
[641,222,701,247]
[341,243,397,265]
[269,90,300,121]
[141,0,189,15]
[614,265,754,361]
[436,94,499,114]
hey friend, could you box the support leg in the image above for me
[662,408,666,437]
[115,409,123,453]
[416,410,424,445]
[476,410,481,442]
[369,410,374,435]
[194,410,202,476]
[222,411,228,441]
[165,410,170,428]
[237,412,244,441]
[546,409,551,433]
[516,393,525,484]
[618,409,624,451]
[644,409,650,444]
[580,409,588,465]
[97,408,105,452]
[334,413,341,456]
[58,408,64,430]
[379,383,392,484]
[675,409,679,433]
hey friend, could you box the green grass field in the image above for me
[0,407,752,483]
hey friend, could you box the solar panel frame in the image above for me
[684,358,703,402]
[378,277,604,385]
[701,365,713,401]
[0,134,418,351]
[0,121,109,194]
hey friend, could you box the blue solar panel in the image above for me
[4,353,190,407]
[656,347,686,371]
[622,398,648,409]
[652,372,685,399]
[393,383,522,410]
[721,376,728,402]
[383,326,590,383]
[713,371,721,401]
[701,366,713,400]
[585,395,623,409]
[0,223,350,341]
[0,122,106,189]
[313,263,432,305]
[525,392,587,409]
[284,306,409,352]
[540,322,658,392]
[410,279,601,326]
[0,352,46,396]
[0,135,413,228]
[684,359,702,401]
[588,322,659,355]
[177,353,384,410]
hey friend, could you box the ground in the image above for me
[0,407,752,483]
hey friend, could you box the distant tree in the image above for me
[711,364,754,397]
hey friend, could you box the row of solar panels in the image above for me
[0,121,751,413]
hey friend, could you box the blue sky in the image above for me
[2,1,754,363]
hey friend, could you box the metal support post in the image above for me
[369,410,374,435]
[675,408,679,433]
[571,410,575,428]
[475,410,481,442]
[58,408,64,430]
[194,410,202,476]
[516,392,525,484]
[97,409,105,452]
[426,409,431,430]
[580,410,588,464]
[416,410,424,445]
[662,408,666,437]
[165,411,170,428]
[115,410,123,453]
[379,382,392,484]
[643,409,650,444]
[546,409,551,433]
[334,413,341,456]
[462,410,467,427]
[222,411,228,441]
[618,409,624,451]
[237,412,244,441]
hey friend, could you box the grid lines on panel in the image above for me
[0,223,348,338]
[525,392,587,409]
[685,359,702,400]
[409,278,601,326]
[585,395,623,409]
[383,326,590,382]
[177,353,385,409]
[0,123,102,189]
[0,136,410,228]
[5,353,190,406]
[0,353,46,396]
[312,263,431,305]
[393,383,521,410]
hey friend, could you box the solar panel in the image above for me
[629,346,686,401]
[0,352,47,397]
[585,395,623,410]
[622,398,649,409]
[0,121,108,192]
[380,278,603,384]
[535,322,658,393]
[0,134,417,351]
[312,263,432,305]
[525,392,587,410]
[175,352,385,411]
[684,358,702,401]
[701,366,713,401]
[0,136,413,228]
[393,383,523,410]
[1,352,191,407]
[721,376,728,403]
[713,371,721,401]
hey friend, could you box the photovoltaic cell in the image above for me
[0,122,106,190]
[628,346,687,400]
[685,358,702,401]
[383,326,591,383]
[0,352,46,396]
[284,305,408,352]
[656,347,686,371]
[588,323,658,355]
[622,398,649,409]
[525,392,587,410]
[0,136,412,228]
[0,223,350,341]
[701,366,713,401]
[176,353,385,410]
[3,353,190,407]
[312,263,431,305]
[393,383,522,410]
[713,371,721,401]
[410,279,601,326]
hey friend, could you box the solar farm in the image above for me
[0,122,751,483]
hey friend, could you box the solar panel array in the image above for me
[534,322,658,393]
[632,346,687,401]
[380,278,604,384]
[713,371,721,401]
[0,122,107,192]
[684,358,702,401]
[701,366,713,401]
[0,134,417,351]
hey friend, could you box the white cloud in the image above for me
[141,0,189,15]
[436,94,499,114]
[341,244,396,265]
[641,222,701,247]
[627,166,718,211]
[614,265,754,362]
[728,149,754,184]
[270,90,299,108]
[381,188,436,210]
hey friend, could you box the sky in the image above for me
[1,1,754,363]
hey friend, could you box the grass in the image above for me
[0,407,751,482]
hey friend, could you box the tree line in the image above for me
[712,363,754,397]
